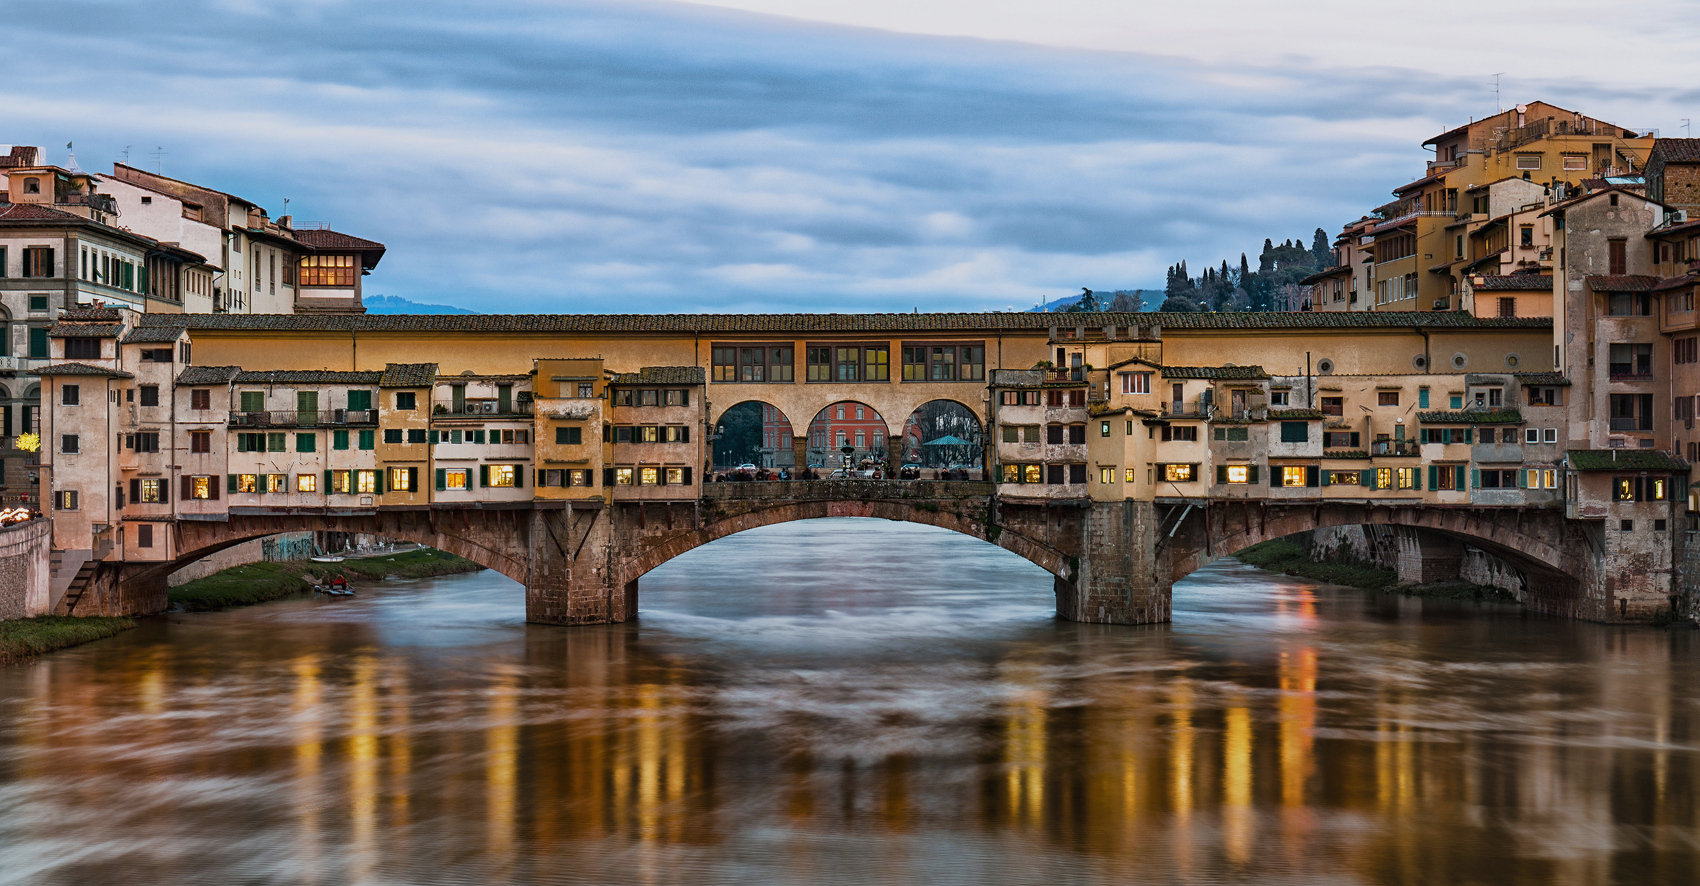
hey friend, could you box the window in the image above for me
[137,524,153,549]
[1515,154,1541,170]
[262,473,284,493]
[488,465,516,487]
[189,431,210,453]
[61,434,78,454]
[1320,397,1343,417]
[1281,466,1307,487]
[395,392,416,410]
[1163,464,1196,482]
[1223,465,1251,484]
[1022,464,1041,484]
[139,349,172,363]
[357,470,377,493]
[22,247,53,278]
[389,468,413,492]
[1608,343,1654,379]
[62,385,80,406]
[65,338,100,359]
[577,383,594,398]
[193,477,213,499]
[1099,467,1116,484]
[136,479,163,503]
[1544,428,1558,444]
[1563,154,1587,170]
[1377,391,1399,407]
[1270,391,1289,407]
[713,345,794,383]
[639,467,659,486]
[611,467,633,486]
[1677,337,1699,365]
[1613,476,1668,502]
[1120,372,1151,394]
[556,426,582,445]
[407,429,427,444]
[1325,431,1360,449]
[1328,471,1360,486]
[1279,422,1308,443]
[187,388,211,411]
[1519,226,1534,248]
[53,490,78,510]
[900,342,985,381]
[130,432,160,453]
[237,474,258,493]
[1068,424,1086,444]
[294,433,315,453]
[384,429,403,444]
[1213,426,1250,442]
[28,295,48,312]
[1397,467,1418,490]
[637,389,658,407]
[297,474,317,493]
[359,430,375,450]
[298,253,357,286]
[1160,425,1199,443]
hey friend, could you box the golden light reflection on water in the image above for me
[7,542,1700,886]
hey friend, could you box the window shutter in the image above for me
[324,469,332,492]
[1268,466,1278,486]
[680,426,690,443]
[209,476,219,500]
[1429,465,1439,490]
[1412,467,1423,490]
[1248,465,1260,484]
[130,479,140,502]
[436,468,446,491]
[1471,468,1481,488]
[1306,465,1319,487]
[1360,469,1374,486]
[1216,465,1228,483]
[515,466,524,487]
[682,467,692,486]
[479,465,489,487]
[1455,468,1466,491]
[1464,429,1473,444]
[180,476,191,500]
[377,470,386,494]
[409,467,419,493]
[603,468,614,487]
[1517,469,1527,489]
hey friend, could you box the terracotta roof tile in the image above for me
[1418,409,1522,424]
[1161,365,1269,380]
[609,366,707,385]
[0,203,85,223]
[1513,372,1570,386]
[233,370,384,384]
[134,311,1552,336]
[293,228,385,251]
[1568,449,1687,471]
[35,362,133,378]
[1587,275,1663,292]
[380,363,437,387]
[60,306,122,321]
[48,322,122,338]
[1474,275,1553,292]
[1269,408,1323,419]
[1652,138,1700,164]
[176,366,243,385]
[120,327,185,344]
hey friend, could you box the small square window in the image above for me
[395,391,416,410]
[28,296,48,312]
[1621,519,1634,531]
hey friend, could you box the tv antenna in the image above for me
[1685,119,1692,137]
[1491,73,1504,113]
[150,146,166,174]
[121,145,132,164]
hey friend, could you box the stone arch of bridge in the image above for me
[617,499,1072,589]
[705,388,990,451]
[898,398,986,469]
[709,399,796,469]
[127,511,531,588]
[1168,501,1581,598]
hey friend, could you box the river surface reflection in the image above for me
[2,518,1698,885]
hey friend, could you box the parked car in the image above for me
[735,464,758,472]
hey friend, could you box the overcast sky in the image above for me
[3,0,1695,313]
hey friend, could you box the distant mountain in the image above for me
[364,295,476,315]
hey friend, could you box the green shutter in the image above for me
[1306,465,1319,488]
[296,433,314,453]
[228,474,239,493]
[324,469,332,492]
[479,465,489,487]
[241,391,263,412]
[436,468,446,491]
[514,465,524,488]
[297,391,318,414]
[1455,467,1466,491]
[28,327,47,360]
[377,469,386,494]
[1418,387,1430,408]
[1361,469,1374,486]
[1464,429,1473,443]
[334,430,349,450]
[1216,465,1228,483]
[1471,468,1481,488]
[1412,467,1422,490]
[1517,469,1528,489]
[359,430,374,450]
[347,389,371,411]
[1248,465,1260,484]
[1429,465,1439,490]
[1269,466,1278,486]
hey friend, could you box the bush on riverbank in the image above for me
[0,616,137,666]
[169,548,481,612]
[1233,538,1398,591]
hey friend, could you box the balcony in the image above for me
[228,409,378,428]
[433,399,534,418]
[1370,440,1419,457]
[1608,366,1653,381]
[1610,417,1653,432]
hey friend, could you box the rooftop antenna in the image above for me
[1685,119,1693,137]
[121,145,131,164]
[1492,73,1504,113]
[151,146,166,175]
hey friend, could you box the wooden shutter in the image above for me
[514,466,523,488]
[377,470,386,494]
[682,467,692,486]
[436,468,446,491]
[1306,465,1319,487]
[1471,468,1481,488]
[680,426,689,442]
[1248,466,1259,484]
[1216,465,1228,483]
[603,468,614,487]
[181,476,193,500]
[209,476,218,500]
[325,469,333,492]
[1360,469,1374,486]
[479,465,489,487]
[130,479,140,502]
[1429,465,1439,490]
[408,468,419,493]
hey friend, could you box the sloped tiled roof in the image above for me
[1514,372,1570,386]
[1474,275,1553,291]
[1652,138,1700,164]
[293,228,385,251]
[1417,409,1522,424]
[609,366,706,385]
[34,362,133,378]
[48,322,122,338]
[0,203,85,223]
[1161,365,1269,380]
[120,327,185,344]
[232,370,384,384]
[380,363,437,387]
[176,366,243,385]
[1269,408,1323,419]
[1568,449,1687,472]
[1587,275,1663,292]
[60,306,122,322]
[131,310,1552,336]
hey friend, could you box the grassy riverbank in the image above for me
[169,548,481,612]
[1234,538,1398,591]
[1234,538,1519,601]
[0,616,137,666]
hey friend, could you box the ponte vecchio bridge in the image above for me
[35,308,1686,625]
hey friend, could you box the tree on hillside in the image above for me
[1107,290,1144,311]
[1158,293,1203,312]
[1061,288,1102,313]
[1310,227,1334,268]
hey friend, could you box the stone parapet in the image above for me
[0,518,50,619]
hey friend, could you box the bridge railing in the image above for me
[702,479,995,501]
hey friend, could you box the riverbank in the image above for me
[169,549,481,612]
[1233,538,1517,602]
[0,616,137,666]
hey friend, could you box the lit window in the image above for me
[1023,464,1041,484]
[357,470,377,493]
[570,470,590,486]
[614,468,633,486]
[1329,471,1360,486]
[1376,468,1392,490]
[238,474,257,493]
[1100,421,1111,437]
[666,467,685,484]
[1397,467,1417,490]
[1099,467,1115,484]
[1126,468,1139,483]
[1281,466,1306,487]
[1542,468,1556,488]
[390,468,412,491]
[331,471,350,493]
[267,474,286,493]
[1002,464,1020,483]
[445,469,468,490]
[192,476,211,499]
[488,465,516,487]
[1164,464,1194,482]
[138,479,163,502]
[297,474,317,493]
[1226,465,1249,483]
[640,467,659,486]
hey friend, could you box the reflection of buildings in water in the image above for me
[1223,701,1254,867]
[486,664,520,876]
[290,655,324,881]
[1278,647,1318,809]
[347,655,381,885]
[1001,662,1049,828]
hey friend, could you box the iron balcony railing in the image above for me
[432,399,534,417]
[227,409,379,428]
[1610,417,1652,432]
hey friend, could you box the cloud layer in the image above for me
[0,0,1671,312]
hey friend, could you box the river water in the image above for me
[2,518,1697,885]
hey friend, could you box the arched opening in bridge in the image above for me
[637,517,1055,623]
[899,399,985,477]
[712,401,794,470]
[806,401,888,472]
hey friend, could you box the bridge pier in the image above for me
[525,504,636,626]
[1055,500,1171,625]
